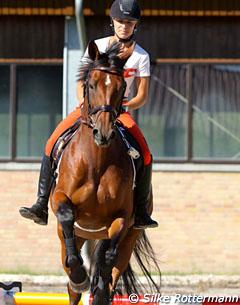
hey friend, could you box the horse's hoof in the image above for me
[69,275,90,293]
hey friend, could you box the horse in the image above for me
[50,40,160,305]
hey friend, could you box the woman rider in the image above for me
[19,0,158,230]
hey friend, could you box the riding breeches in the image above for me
[45,107,152,166]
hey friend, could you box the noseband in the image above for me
[83,68,126,128]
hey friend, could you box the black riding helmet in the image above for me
[110,0,141,42]
[110,0,141,21]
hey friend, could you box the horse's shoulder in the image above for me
[60,152,87,181]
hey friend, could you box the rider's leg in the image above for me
[134,160,158,229]
[19,154,54,225]
[19,107,82,225]
[118,112,158,229]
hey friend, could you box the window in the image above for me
[138,63,240,163]
[0,66,10,158]
[0,63,62,161]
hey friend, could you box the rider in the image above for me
[19,0,158,230]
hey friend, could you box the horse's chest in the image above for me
[97,179,117,204]
[71,165,124,207]
[98,166,124,203]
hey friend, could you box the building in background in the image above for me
[1,0,240,164]
[0,0,239,275]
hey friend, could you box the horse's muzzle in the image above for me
[93,128,116,147]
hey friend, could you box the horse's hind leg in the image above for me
[56,202,90,295]
[91,239,113,305]
[110,228,141,298]
[91,218,128,305]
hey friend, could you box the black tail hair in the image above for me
[119,230,161,294]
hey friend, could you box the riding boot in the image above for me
[19,155,55,225]
[133,162,158,230]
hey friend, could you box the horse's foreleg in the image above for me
[106,217,129,266]
[67,282,81,305]
[56,202,90,294]
[110,228,141,299]
[58,224,86,305]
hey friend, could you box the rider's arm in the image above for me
[124,51,150,111]
[125,76,149,111]
[77,46,90,106]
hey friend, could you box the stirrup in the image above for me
[127,146,140,159]
[116,125,140,159]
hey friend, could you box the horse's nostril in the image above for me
[93,128,98,136]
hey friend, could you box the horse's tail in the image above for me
[120,230,161,295]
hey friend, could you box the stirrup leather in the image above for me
[116,125,140,159]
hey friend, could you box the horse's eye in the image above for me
[89,84,94,90]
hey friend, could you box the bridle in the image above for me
[82,67,126,128]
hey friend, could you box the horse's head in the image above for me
[79,40,128,147]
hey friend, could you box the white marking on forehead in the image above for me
[105,74,111,86]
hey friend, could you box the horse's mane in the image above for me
[77,42,125,82]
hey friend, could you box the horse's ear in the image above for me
[118,57,129,70]
[113,55,130,71]
[87,40,100,61]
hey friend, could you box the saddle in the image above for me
[51,118,82,171]
[50,119,143,185]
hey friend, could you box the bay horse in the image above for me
[50,41,160,305]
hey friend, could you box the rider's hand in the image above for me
[121,101,129,112]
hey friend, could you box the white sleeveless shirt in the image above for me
[82,37,150,99]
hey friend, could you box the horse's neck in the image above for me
[78,124,114,171]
